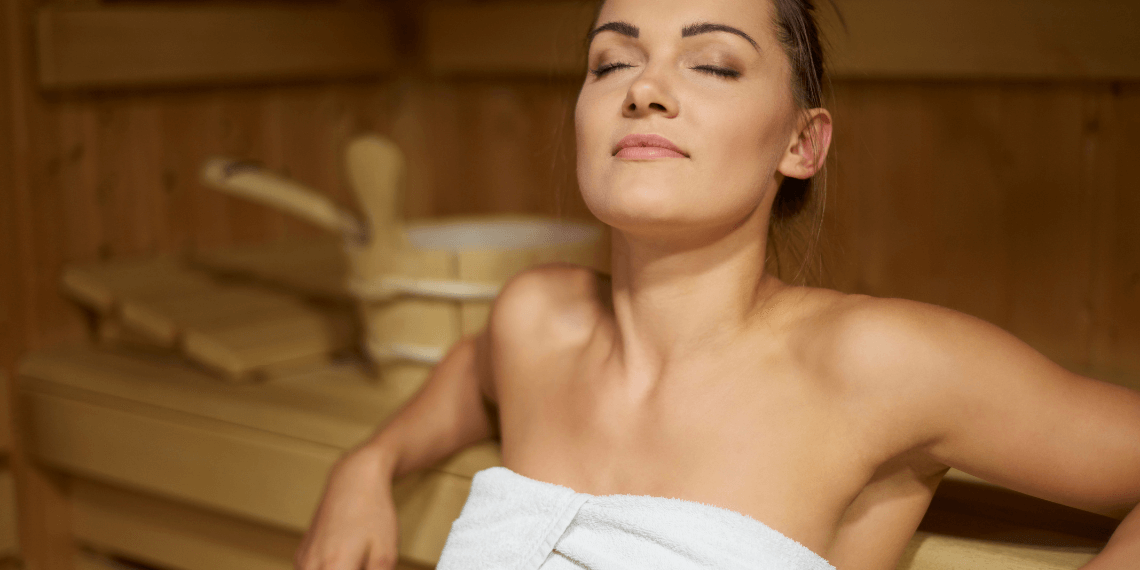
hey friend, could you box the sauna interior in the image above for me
[2,0,1139,569]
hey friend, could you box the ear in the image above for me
[777,109,832,180]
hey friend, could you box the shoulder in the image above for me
[782,290,1037,430]
[487,263,609,352]
[789,291,1008,385]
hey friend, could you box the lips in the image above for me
[614,134,688,159]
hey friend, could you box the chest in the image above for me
[499,357,875,527]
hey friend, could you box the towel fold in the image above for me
[437,467,835,570]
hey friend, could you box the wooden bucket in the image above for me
[203,135,605,383]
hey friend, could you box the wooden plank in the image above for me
[20,355,497,564]
[6,2,77,566]
[901,519,1099,570]
[19,346,383,450]
[937,470,1120,536]
[182,308,357,380]
[424,0,1140,80]
[60,257,219,315]
[37,6,396,90]
[424,1,595,76]
[22,388,341,531]
[61,254,359,379]
[821,0,1140,80]
[0,0,23,371]
[1086,85,1140,389]
[71,478,431,570]
[0,468,17,557]
[17,345,501,474]
[825,83,1099,371]
[0,371,10,454]
[189,237,350,299]
[72,478,299,570]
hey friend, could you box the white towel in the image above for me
[437,467,835,570]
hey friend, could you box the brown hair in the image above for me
[767,0,836,285]
[769,0,828,223]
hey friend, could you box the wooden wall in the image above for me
[826,81,1140,384]
[2,0,1139,568]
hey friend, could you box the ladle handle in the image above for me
[346,136,405,244]
[200,158,366,242]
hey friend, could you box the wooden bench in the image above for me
[17,344,1113,570]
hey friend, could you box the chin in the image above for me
[583,181,685,227]
[585,193,727,245]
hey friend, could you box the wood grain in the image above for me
[423,0,1140,80]
[37,6,396,89]
[823,82,1139,383]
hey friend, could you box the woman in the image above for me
[296,0,1140,568]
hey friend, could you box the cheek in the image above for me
[700,93,792,174]
[574,89,609,194]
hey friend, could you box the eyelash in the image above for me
[692,65,740,79]
[589,62,741,80]
[590,62,633,77]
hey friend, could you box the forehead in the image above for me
[595,0,776,44]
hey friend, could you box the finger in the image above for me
[364,545,397,570]
[322,544,371,570]
[294,537,312,570]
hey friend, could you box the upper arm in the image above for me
[839,298,1140,517]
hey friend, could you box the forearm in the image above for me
[355,333,497,480]
[1081,504,1140,569]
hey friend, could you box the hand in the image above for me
[295,445,400,570]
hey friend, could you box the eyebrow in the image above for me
[682,22,760,51]
[587,21,639,43]
[586,20,760,52]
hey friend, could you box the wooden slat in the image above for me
[821,0,1140,80]
[826,83,1093,370]
[17,344,501,473]
[0,468,16,557]
[1087,85,1140,389]
[190,237,351,300]
[19,346,387,449]
[70,478,433,570]
[424,0,1140,80]
[19,346,501,565]
[37,6,396,89]
[61,257,220,316]
[901,519,1099,570]
[61,255,359,380]
[425,1,595,76]
[72,479,300,570]
[937,470,1120,535]
[23,388,340,531]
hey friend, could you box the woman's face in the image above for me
[576,0,807,242]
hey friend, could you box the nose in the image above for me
[622,65,678,119]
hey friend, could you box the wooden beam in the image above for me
[424,0,1140,80]
[37,6,396,90]
[424,1,595,76]
[821,0,1140,80]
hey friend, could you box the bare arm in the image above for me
[843,299,1140,568]
[366,330,498,479]
[295,330,497,570]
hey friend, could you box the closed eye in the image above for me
[692,65,740,79]
[591,62,635,78]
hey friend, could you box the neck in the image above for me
[608,208,784,384]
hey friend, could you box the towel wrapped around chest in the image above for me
[437,467,835,570]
